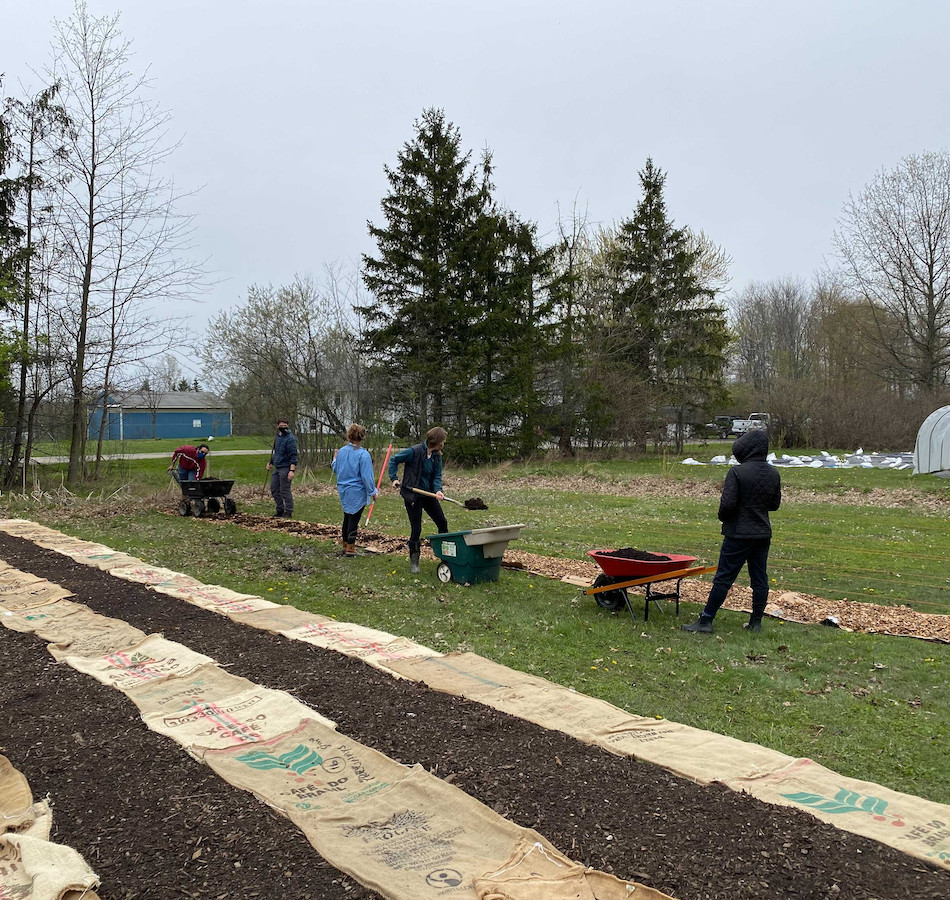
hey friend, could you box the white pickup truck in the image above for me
[730,412,771,435]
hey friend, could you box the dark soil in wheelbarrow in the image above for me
[1,531,948,900]
[602,547,671,561]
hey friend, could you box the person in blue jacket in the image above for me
[266,417,299,518]
[388,426,448,573]
[331,423,379,556]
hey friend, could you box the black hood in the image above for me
[732,428,769,462]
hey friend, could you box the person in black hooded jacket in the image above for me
[682,428,781,634]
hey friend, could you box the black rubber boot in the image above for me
[743,615,763,632]
[409,552,420,574]
[681,614,714,634]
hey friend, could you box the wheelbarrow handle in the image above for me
[411,487,464,507]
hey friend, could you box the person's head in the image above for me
[346,423,366,444]
[277,418,290,434]
[196,444,210,459]
[425,426,447,452]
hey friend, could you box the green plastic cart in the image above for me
[427,524,525,584]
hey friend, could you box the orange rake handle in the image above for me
[585,564,718,595]
[364,443,393,526]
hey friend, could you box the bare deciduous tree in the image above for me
[835,151,950,394]
[48,2,202,482]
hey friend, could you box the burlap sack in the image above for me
[125,663,256,715]
[200,718,410,815]
[143,690,334,752]
[109,563,203,588]
[0,832,99,900]
[152,582,278,615]
[229,605,324,633]
[300,767,555,899]
[0,753,36,832]
[0,599,86,635]
[727,758,950,869]
[386,652,544,700]
[45,611,148,660]
[474,839,673,900]
[283,621,441,673]
[64,635,213,692]
[472,684,646,746]
[0,580,74,610]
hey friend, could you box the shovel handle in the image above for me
[411,487,463,507]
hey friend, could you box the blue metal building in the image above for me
[88,391,232,441]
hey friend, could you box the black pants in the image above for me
[703,535,771,618]
[342,508,364,544]
[403,495,447,554]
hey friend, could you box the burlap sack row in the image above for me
[0,755,100,900]
[5,520,948,873]
[727,758,950,868]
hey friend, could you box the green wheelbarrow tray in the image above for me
[427,524,526,584]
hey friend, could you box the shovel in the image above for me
[411,487,488,510]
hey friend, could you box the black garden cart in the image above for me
[177,479,237,518]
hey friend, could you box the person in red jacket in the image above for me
[168,444,209,481]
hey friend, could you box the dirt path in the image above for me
[1,532,948,899]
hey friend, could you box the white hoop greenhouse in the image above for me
[914,405,950,474]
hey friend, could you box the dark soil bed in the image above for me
[1,531,948,900]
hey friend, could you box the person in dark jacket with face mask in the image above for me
[682,428,781,634]
[266,418,298,518]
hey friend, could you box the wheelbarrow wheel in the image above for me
[592,574,628,611]
[206,497,221,514]
[436,562,453,584]
[190,498,207,518]
[177,499,191,517]
[223,498,237,516]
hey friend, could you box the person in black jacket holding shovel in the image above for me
[388,426,448,573]
[682,428,781,634]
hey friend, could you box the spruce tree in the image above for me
[361,108,488,430]
[606,158,729,449]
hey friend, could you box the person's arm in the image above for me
[432,454,443,496]
[770,474,782,511]
[389,447,411,486]
[359,449,378,496]
[197,457,207,480]
[717,469,739,522]
[168,447,180,472]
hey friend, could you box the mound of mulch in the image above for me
[1,531,948,900]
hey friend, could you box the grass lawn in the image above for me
[5,451,949,805]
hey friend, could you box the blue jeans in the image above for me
[703,535,771,619]
[176,466,197,482]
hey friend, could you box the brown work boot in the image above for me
[343,543,358,557]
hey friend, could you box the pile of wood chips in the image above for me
[215,514,950,644]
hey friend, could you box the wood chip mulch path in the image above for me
[215,513,950,644]
[1,531,949,900]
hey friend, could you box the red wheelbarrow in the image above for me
[585,549,717,621]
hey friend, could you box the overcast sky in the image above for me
[4,1,950,380]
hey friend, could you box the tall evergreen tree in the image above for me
[604,158,729,450]
[361,108,489,430]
